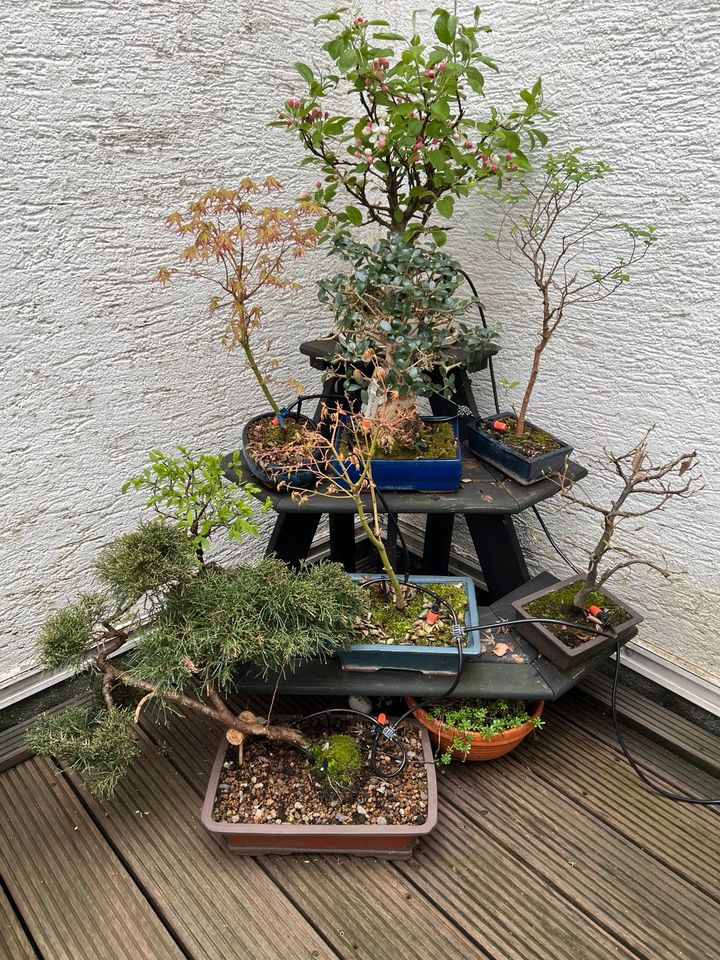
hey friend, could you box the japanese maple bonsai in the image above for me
[467,148,657,484]
[512,431,701,668]
[154,178,322,487]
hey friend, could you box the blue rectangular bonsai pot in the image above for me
[466,412,573,485]
[338,573,481,675]
[334,415,462,493]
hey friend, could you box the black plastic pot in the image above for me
[511,575,643,671]
[241,411,317,490]
[466,412,573,485]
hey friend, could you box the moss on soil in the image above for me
[309,734,363,789]
[478,416,563,457]
[524,580,629,649]
[355,580,469,647]
[341,420,457,461]
[248,416,307,446]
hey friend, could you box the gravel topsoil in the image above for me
[212,717,429,827]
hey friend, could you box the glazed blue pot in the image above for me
[333,415,462,493]
[466,412,573,485]
[338,574,482,675]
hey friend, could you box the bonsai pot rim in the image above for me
[510,575,644,671]
[241,410,318,490]
[465,411,573,485]
[406,696,544,761]
[340,573,482,675]
[201,718,438,859]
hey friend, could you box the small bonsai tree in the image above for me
[154,178,321,414]
[318,233,497,444]
[28,451,364,798]
[275,6,549,242]
[281,398,422,611]
[558,429,701,613]
[488,148,657,440]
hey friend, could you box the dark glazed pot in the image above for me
[241,411,317,490]
[511,575,643,671]
[466,412,573,485]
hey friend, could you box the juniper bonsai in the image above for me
[29,453,365,798]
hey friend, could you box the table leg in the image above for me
[329,514,356,571]
[265,513,322,567]
[422,514,454,575]
[464,514,529,601]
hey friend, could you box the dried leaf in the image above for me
[511,654,525,663]
[493,642,509,657]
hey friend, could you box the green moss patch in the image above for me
[379,420,457,461]
[524,580,629,648]
[478,416,563,457]
[354,580,469,647]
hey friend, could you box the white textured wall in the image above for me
[1,1,718,686]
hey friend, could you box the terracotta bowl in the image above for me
[406,697,544,761]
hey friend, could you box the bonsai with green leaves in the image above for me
[28,449,364,798]
[319,232,497,444]
[484,148,657,445]
[276,5,548,243]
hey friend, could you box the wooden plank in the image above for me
[508,712,720,901]
[0,758,183,960]
[140,705,489,960]
[398,800,641,960]
[439,751,720,960]
[547,692,720,800]
[0,883,37,960]
[66,731,340,960]
[0,692,92,774]
[579,671,720,776]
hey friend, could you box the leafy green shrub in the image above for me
[319,233,497,407]
[122,447,268,557]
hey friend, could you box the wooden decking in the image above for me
[1,677,719,960]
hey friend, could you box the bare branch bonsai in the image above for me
[489,148,657,440]
[560,428,701,612]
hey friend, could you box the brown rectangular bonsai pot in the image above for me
[201,720,437,860]
[511,576,643,671]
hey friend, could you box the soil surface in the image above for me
[524,580,629,648]
[245,415,315,473]
[212,717,429,827]
[477,416,564,457]
[353,579,469,647]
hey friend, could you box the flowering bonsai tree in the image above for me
[486,149,657,443]
[318,232,497,443]
[275,6,549,242]
[28,451,363,798]
[155,178,321,414]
